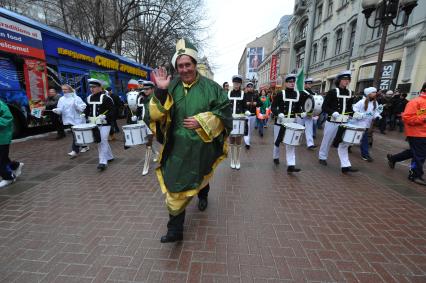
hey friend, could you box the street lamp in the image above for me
[361,0,417,89]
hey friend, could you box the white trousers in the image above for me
[273,125,296,166]
[244,115,256,146]
[296,117,314,147]
[318,121,351,167]
[98,125,114,165]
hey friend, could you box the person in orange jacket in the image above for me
[402,82,426,185]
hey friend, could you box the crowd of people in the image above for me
[1,38,425,245]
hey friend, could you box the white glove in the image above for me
[80,113,86,118]
[300,112,307,118]
[131,116,137,122]
[332,112,340,119]
[245,111,251,116]
[376,104,384,113]
[376,114,383,120]
[52,108,60,115]
[365,111,373,117]
[278,113,285,119]
[353,112,364,120]
[99,114,106,120]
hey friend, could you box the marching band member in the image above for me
[228,75,245,169]
[297,78,317,149]
[243,82,258,149]
[351,87,382,162]
[85,78,115,171]
[271,74,302,173]
[149,39,232,243]
[318,70,357,173]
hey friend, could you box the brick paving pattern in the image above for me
[0,121,426,282]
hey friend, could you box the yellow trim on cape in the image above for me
[156,141,229,215]
[149,94,174,121]
[194,112,225,143]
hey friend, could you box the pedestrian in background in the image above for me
[223,82,229,92]
[402,82,426,186]
[106,87,122,141]
[52,84,87,158]
[45,88,65,139]
[0,99,24,188]
[256,89,270,137]
[378,90,393,134]
[395,93,409,132]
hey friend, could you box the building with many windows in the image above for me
[197,56,214,80]
[257,15,293,90]
[288,0,426,95]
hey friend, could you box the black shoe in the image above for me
[160,233,183,243]
[260,133,263,137]
[348,146,352,153]
[287,166,301,173]
[108,158,115,163]
[273,158,280,165]
[361,155,374,162]
[97,164,107,171]
[387,154,395,169]
[245,145,250,150]
[412,177,426,186]
[319,159,327,166]
[308,145,317,150]
[342,167,358,173]
[408,170,415,181]
[198,198,208,211]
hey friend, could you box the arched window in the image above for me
[348,21,357,54]
[321,38,328,60]
[335,29,343,55]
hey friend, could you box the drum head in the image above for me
[72,123,96,130]
[284,122,305,130]
[304,96,314,113]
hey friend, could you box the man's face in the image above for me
[285,80,295,89]
[176,55,197,84]
[223,83,229,91]
[304,82,312,89]
[232,82,241,90]
[144,87,154,96]
[90,85,102,94]
[48,89,57,97]
[339,78,351,88]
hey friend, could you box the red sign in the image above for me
[23,59,48,107]
[270,55,277,83]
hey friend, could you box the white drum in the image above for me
[231,115,246,136]
[283,122,305,146]
[342,125,365,145]
[312,95,324,116]
[72,123,97,145]
[331,114,349,123]
[277,116,296,126]
[123,124,148,146]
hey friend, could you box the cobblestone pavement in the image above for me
[0,121,426,282]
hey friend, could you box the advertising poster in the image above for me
[23,58,48,112]
[0,16,45,59]
[246,47,264,80]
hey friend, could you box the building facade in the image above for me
[197,56,214,80]
[238,29,275,86]
[258,15,293,90]
[288,0,426,95]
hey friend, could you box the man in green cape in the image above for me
[150,38,232,243]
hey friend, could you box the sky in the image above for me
[204,0,295,86]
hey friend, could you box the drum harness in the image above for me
[87,93,107,125]
[275,90,300,147]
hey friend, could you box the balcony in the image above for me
[293,32,306,48]
[294,0,307,16]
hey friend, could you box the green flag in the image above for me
[296,68,304,92]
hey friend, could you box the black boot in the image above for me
[341,167,358,174]
[197,184,209,211]
[161,211,185,243]
[287,166,301,173]
[319,159,327,166]
[273,158,280,165]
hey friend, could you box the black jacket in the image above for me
[322,88,355,121]
[228,89,245,114]
[271,88,303,124]
[85,91,115,125]
[242,91,258,113]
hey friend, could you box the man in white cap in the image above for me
[297,78,317,149]
[271,74,303,173]
[85,78,115,171]
[242,81,258,149]
[351,87,383,162]
[149,38,232,243]
[318,70,357,173]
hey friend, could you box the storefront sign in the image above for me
[0,16,45,59]
[270,55,277,85]
[23,58,48,107]
[57,47,148,78]
[379,62,399,91]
